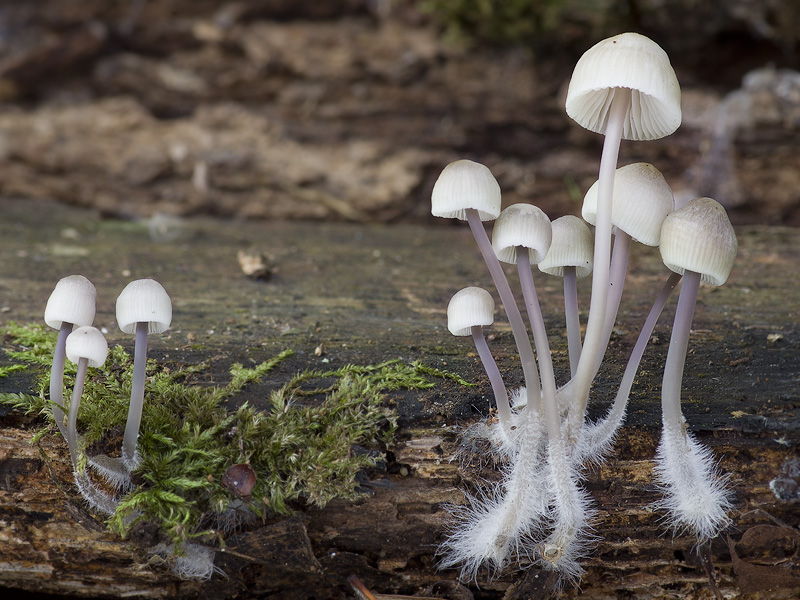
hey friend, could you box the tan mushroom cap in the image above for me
[492,203,553,265]
[447,287,495,336]
[565,32,681,141]
[65,326,109,368]
[431,159,502,221]
[582,162,674,246]
[659,197,737,286]
[538,215,594,278]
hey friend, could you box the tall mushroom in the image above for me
[44,275,97,438]
[538,215,594,377]
[432,159,541,413]
[64,325,117,515]
[655,197,737,540]
[116,278,173,470]
[564,32,682,437]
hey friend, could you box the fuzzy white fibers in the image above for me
[538,436,595,582]
[439,412,548,581]
[456,387,531,467]
[89,454,134,492]
[574,401,628,466]
[653,423,732,542]
[73,470,119,515]
[151,542,225,581]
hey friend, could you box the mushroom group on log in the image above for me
[1,199,798,599]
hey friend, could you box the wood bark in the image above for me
[1,199,799,599]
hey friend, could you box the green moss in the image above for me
[0,322,467,552]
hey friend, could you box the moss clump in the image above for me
[0,322,467,554]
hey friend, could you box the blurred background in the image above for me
[0,0,798,226]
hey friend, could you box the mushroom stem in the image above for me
[66,357,88,469]
[562,266,581,378]
[466,208,541,408]
[662,270,700,431]
[73,471,119,515]
[515,248,559,441]
[122,321,149,469]
[515,246,585,574]
[570,86,630,435]
[471,325,511,426]
[593,230,632,375]
[581,271,682,459]
[50,322,72,437]
[656,269,732,540]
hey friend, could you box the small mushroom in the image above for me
[64,325,117,515]
[447,287,509,428]
[116,278,173,470]
[44,275,97,438]
[432,160,540,405]
[491,204,559,439]
[64,326,109,469]
[655,197,738,541]
[538,215,593,376]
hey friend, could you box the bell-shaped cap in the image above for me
[582,162,674,246]
[659,197,737,286]
[431,159,501,221]
[116,279,173,334]
[447,287,495,336]
[44,275,97,330]
[491,203,552,265]
[66,326,109,368]
[565,32,681,141]
[538,215,594,278]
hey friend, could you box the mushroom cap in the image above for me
[538,215,594,278]
[582,162,674,246]
[492,203,553,265]
[116,279,173,334]
[447,287,495,336]
[659,197,737,286]
[565,32,681,141]
[65,326,109,368]
[431,159,502,221]
[44,275,97,330]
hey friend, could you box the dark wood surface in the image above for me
[1,199,799,599]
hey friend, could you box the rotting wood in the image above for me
[0,199,799,599]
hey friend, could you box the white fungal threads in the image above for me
[434,32,735,586]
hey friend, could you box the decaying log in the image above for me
[0,199,799,599]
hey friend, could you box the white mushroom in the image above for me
[447,287,509,427]
[538,216,593,377]
[64,325,117,515]
[44,275,97,438]
[116,278,173,470]
[655,197,737,541]
[581,162,675,374]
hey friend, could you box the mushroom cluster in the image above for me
[435,33,738,583]
[44,276,172,512]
